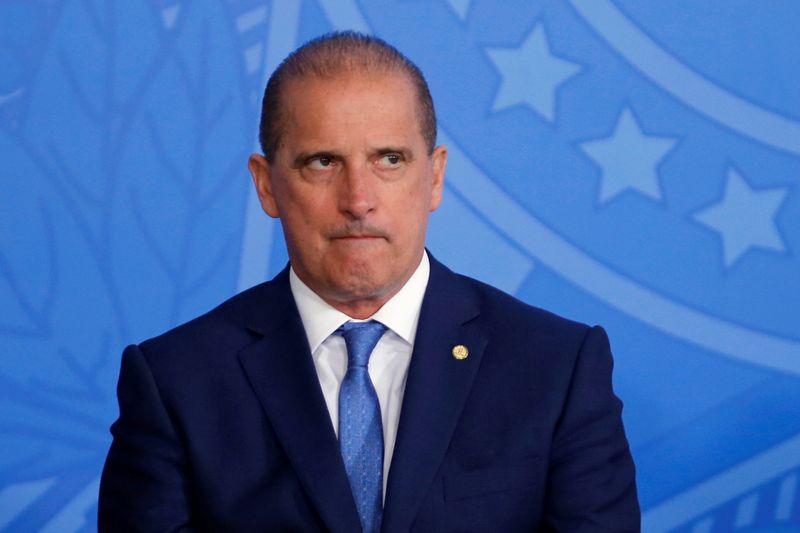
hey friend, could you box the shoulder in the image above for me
[426,255,611,381]
[429,254,594,353]
[465,274,588,334]
[135,269,293,370]
[467,274,601,361]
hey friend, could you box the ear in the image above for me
[428,145,447,212]
[248,154,280,218]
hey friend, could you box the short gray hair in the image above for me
[258,31,437,161]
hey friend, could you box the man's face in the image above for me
[248,71,447,317]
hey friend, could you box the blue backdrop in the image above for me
[1,1,799,531]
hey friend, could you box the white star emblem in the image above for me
[486,23,581,122]
[580,107,677,204]
[693,168,790,267]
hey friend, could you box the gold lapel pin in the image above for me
[452,344,469,360]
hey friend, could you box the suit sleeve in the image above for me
[98,344,194,532]
[542,326,641,532]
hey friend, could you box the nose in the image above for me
[338,163,376,219]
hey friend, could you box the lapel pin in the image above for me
[451,344,469,360]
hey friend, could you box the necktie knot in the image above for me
[337,320,388,368]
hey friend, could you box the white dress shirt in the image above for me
[289,252,430,495]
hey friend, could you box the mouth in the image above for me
[328,233,389,251]
[328,226,388,242]
[330,234,386,244]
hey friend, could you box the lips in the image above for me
[330,234,386,245]
[327,225,388,241]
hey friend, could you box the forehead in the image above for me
[277,71,424,151]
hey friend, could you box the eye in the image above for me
[377,153,402,168]
[307,156,334,170]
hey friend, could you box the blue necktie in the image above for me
[337,320,387,533]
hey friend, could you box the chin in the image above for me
[328,266,394,301]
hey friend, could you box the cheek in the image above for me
[279,190,330,233]
[390,209,429,252]
[280,208,324,254]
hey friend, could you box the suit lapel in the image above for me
[382,257,487,533]
[237,270,361,533]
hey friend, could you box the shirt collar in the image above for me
[289,251,430,353]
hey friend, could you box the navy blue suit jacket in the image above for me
[99,255,639,531]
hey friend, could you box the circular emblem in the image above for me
[451,345,469,360]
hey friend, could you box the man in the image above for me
[99,31,639,531]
